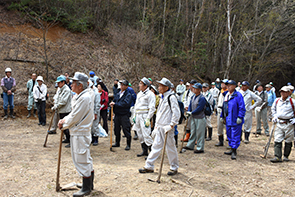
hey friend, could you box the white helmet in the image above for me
[5,68,12,72]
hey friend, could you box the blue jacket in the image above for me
[266,90,276,106]
[113,90,132,116]
[127,87,137,107]
[221,90,246,127]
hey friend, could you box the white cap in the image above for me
[5,68,12,72]
[288,85,294,90]
[280,86,290,92]
[36,76,44,82]
[186,82,190,86]
[157,77,172,88]
[141,77,150,86]
[216,78,220,82]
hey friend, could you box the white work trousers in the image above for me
[217,109,224,136]
[70,135,93,177]
[255,107,269,134]
[145,126,179,171]
[49,112,59,132]
[243,111,252,133]
[274,122,294,143]
[206,115,212,128]
[91,117,100,137]
[132,113,153,146]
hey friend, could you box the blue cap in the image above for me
[226,80,237,85]
[256,80,260,84]
[89,71,95,75]
[242,81,250,86]
[180,79,183,82]
[222,79,228,83]
[192,83,202,89]
[55,75,66,83]
[287,82,292,86]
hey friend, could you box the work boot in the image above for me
[3,109,8,120]
[91,171,94,190]
[65,144,70,148]
[231,148,237,160]
[73,176,92,197]
[283,142,292,161]
[215,135,224,146]
[125,139,131,151]
[133,131,138,140]
[10,109,15,119]
[270,142,282,163]
[33,109,37,117]
[206,128,212,141]
[137,143,148,157]
[138,167,154,173]
[112,143,120,147]
[167,170,178,176]
[224,149,232,155]
[181,132,190,142]
[27,110,31,118]
[93,137,98,146]
[244,132,250,144]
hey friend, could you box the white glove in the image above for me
[144,118,150,127]
[256,107,261,112]
[272,117,278,123]
[186,112,192,118]
[220,117,223,122]
[51,105,58,111]
[236,118,242,124]
[163,125,173,133]
[132,115,136,124]
[290,118,295,125]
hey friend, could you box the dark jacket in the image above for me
[113,84,120,95]
[127,87,137,107]
[113,90,132,116]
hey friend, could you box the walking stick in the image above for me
[180,117,189,153]
[148,131,169,184]
[110,106,114,152]
[43,110,56,147]
[260,123,275,159]
[56,129,64,192]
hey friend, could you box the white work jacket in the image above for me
[184,89,195,108]
[272,96,295,120]
[176,84,186,95]
[210,87,220,99]
[134,88,156,119]
[239,89,262,111]
[33,83,47,102]
[55,84,72,113]
[63,89,94,135]
[156,90,180,127]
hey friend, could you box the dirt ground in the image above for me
[1,109,295,197]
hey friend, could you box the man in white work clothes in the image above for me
[58,72,94,197]
[139,78,180,176]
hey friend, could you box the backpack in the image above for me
[203,96,213,116]
[167,94,185,124]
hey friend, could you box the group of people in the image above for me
[2,67,295,196]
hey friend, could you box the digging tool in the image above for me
[148,130,169,184]
[43,110,56,147]
[180,118,189,153]
[260,123,275,159]
[110,106,114,152]
[56,129,64,192]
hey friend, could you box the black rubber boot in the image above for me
[27,110,31,118]
[10,109,15,119]
[33,109,37,117]
[133,131,138,140]
[137,143,148,157]
[93,137,98,146]
[3,109,8,119]
[244,132,250,144]
[224,148,232,155]
[63,130,70,143]
[125,138,131,150]
[215,135,224,146]
[283,142,292,161]
[206,127,212,141]
[231,148,237,160]
[91,171,94,190]
[270,142,283,163]
[73,176,92,197]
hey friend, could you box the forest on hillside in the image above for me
[1,0,295,87]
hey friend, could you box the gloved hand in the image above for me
[290,118,295,125]
[186,112,192,118]
[256,106,261,112]
[220,117,223,122]
[100,104,105,110]
[236,117,242,124]
[272,117,278,123]
[163,125,173,133]
[248,106,254,111]
[144,118,150,127]
[132,115,136,124]
[51,104,58,111]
